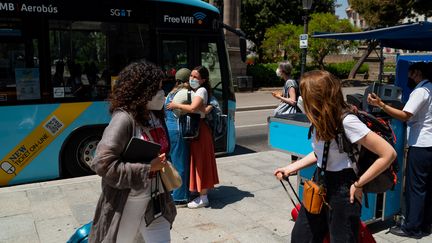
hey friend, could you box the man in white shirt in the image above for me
[368,62,432,239]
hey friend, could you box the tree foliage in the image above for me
[308,13,358,69]
[262,13,358,68]
[261,24,302,64]
[349,0,413,27]
[241,0,335,60]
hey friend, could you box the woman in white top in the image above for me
[274,70,396,242]
[167,66,219,209]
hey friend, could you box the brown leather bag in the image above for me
[302,180,327,214]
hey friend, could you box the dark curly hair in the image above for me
[109,60,165,127]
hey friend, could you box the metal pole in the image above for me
[300,11,309,77]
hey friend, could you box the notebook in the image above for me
[122,137,161,163]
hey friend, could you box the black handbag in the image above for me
[144,174,165,226]
[179,90,200,140]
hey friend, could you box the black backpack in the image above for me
[338,110,398,194]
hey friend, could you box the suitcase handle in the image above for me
[280,175,301,207]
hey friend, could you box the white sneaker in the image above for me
[187,196,209,209]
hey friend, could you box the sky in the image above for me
[335,0,348,19]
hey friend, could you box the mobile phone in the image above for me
[371,82,380,95]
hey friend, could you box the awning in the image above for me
[312,22,432,51]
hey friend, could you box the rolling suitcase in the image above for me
[67,221,92,243]
[280,176,376,243]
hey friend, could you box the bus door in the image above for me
[158,34,229,153]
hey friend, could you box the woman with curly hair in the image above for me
[274,70,396,242]
[167,66,219,209]
[89,61,176,243]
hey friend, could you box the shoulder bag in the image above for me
[160,161,182,191]
[302,141,331,214]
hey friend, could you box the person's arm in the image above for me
[349,131,397,203]
[274,151,317,180]
[203,104,213,114]
[367,93,412,122]
[90,111,166,190]
[273,86,296,106]
[167,95,204,113]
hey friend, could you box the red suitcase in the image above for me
[280,177,376,243]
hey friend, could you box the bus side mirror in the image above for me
[239,37,246,62]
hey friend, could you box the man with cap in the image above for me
[164,68,192,207]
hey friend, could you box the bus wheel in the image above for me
[62,128,103,177]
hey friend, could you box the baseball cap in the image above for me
[175,68,191,83]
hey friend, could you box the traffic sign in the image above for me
[299,34,308,49]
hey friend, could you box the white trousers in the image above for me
[116,195,171,243]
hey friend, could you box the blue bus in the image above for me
[0,0,244,186]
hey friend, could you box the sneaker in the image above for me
[389,226,422,239]
[187,196,209,209]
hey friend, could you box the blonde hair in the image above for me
[300,70,350,141]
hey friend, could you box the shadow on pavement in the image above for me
[217,145,256,158]
[368,218,395,234]
[209,185,254,209]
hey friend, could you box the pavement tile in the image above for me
[0,191,31,217]
[230,225,285,242]
[69,203,97,225]
[30,198,73,221]
[0,213,38,242]
[35,215,79,243]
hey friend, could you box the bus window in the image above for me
[0,40,40,103]
[49,21,151,100]
[161,39,188,94]
[200,42,222,100]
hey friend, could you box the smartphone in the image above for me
[371,82,380,95]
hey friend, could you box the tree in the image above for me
[261,24,302,64]
[412,0,432,17]
[349,0,413,27]
[308,13,358,69]
[241,0,335,61]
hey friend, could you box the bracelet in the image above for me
[380,103,386,110]
[353,181,362,189]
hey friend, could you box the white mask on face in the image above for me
[146,90,165,110]
[189,78,200,89]
[276,68,282,77]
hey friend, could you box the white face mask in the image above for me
[189,78,200,89]
[146,90,165,110]
[276,68,282,77]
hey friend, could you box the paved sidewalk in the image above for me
[1,150,431,242]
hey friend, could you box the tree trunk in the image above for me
[348,41,378,79]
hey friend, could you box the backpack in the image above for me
[205,96,227,140]
[338,110,398,195]
[308,110,398,197]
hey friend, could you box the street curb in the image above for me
[236,104,276,112]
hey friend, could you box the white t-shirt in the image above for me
[194,87,208,118]
[403,80,432,147]
[313,114,370,172]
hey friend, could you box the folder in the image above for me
[122,137,161,163]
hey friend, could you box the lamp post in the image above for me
[300,0,313,77]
